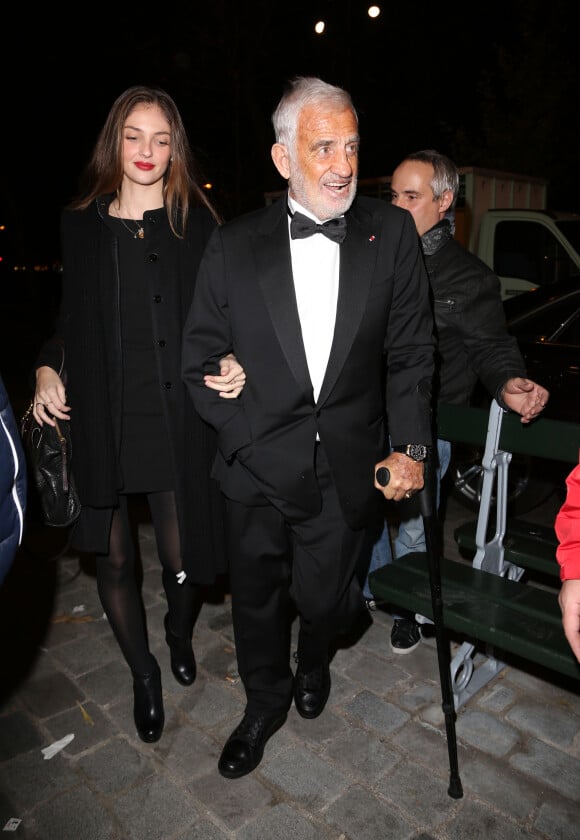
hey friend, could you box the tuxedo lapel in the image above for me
[253,203,314,403]
[317,203,379,405]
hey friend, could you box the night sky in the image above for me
[2,0,580,265]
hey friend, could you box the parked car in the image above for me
[449,278,580,514]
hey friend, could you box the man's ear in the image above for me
[440,189,454,214]
[271,143,290,180]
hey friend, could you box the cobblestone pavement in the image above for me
[1,491,579,840]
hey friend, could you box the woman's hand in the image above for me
[204,353,246,400]
[33,366,70,426]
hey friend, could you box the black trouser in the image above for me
[226,443,369,715]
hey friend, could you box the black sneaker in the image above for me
[390,618,421,654]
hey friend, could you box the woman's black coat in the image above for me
[38,196,226,583]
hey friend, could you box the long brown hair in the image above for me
[70,85,221,235]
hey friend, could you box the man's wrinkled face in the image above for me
[272,104,359,221]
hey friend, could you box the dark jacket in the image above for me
[37,197,225,583]
[0,374,26,585]
[182,194,435,529]
[425,221,526,407]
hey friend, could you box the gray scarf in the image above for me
[421,218,453,256]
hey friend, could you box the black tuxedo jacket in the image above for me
[182,193,434,529]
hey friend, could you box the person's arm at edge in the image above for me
[555,461,580,662]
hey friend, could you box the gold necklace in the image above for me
[115,200,145,239]
[117,215,144,239]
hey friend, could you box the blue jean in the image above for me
[363,438,452,602]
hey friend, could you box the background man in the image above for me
[364,149,549,653]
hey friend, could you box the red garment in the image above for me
[555,460,580,581]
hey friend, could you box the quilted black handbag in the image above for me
[20,354,81,528]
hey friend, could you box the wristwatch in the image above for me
[392,444,429,462]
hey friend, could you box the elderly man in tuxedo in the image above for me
[182,76,435,779]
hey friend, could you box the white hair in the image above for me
[272,76,357,154]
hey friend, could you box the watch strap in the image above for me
[392,444,429,461]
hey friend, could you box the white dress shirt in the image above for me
[287,198,340,403]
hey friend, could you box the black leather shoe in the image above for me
[218,711,287,779]
[164,613,196,686]
[133,663,164,743]
[294,661,331,719]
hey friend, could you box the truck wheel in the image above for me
[449,445,555,516]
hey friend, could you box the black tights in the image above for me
[95,491,198,677]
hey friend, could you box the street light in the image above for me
[314,6,382,35]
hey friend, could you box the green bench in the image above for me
[371,552,578,680]
[454,519,559,580]
[369,400,580,707]
[449,398,570,582]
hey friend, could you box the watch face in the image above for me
[393,444,428,461]
[406,445,428,461]
[409,445,426,461]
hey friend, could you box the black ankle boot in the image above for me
[133,663,164,743]
[164,613,196,686]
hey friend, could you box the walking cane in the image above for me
[419,453,463,798]
[377,456,463,799]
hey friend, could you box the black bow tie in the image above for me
[289,210,347,244]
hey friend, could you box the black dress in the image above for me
[108,214,173,493]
